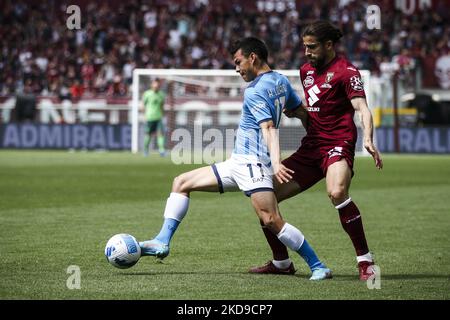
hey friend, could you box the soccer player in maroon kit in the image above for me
[249,21,383,280]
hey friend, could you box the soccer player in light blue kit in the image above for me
[139,37,332,280]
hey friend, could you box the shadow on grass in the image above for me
[323,274,450,280]
[117,271,449,281]
[117,271,312,279]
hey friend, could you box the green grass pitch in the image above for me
[0,150,449,300]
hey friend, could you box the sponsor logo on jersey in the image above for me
[347,67,357,71]
[307,70,314,75]
[307,107,320,112]
[303,76,314,87]
[350,75,364,91]
[320,83,332,89]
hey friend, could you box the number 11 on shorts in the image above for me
[247,163,264,178]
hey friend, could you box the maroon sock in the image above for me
[260,220,289,261]
[338,200,369,256]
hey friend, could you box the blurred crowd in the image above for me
[1,0,449,98]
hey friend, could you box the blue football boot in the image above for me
[139,239,170,258]
[309,266,333,281]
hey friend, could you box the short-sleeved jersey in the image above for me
[142,89,165,121]
[300,56,366,143]
[233,71,301,164]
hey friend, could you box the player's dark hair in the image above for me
[228,37,268,63]
[302,20,343,44]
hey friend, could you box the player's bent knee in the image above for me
[328,188,348,204]
[260,212,283,233]
[172,174,191,194]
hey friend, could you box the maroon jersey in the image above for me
[300,56,366,144]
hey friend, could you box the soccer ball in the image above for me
[104,233,141,269]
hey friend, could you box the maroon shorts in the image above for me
[282,140,355,192]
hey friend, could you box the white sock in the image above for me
[276,223,305,251]
[272,258,292,269]
[163,192,190,222]
[356,252,373,263]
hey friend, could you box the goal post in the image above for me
[131,68,372,158]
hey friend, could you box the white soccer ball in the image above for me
[105,234,141,269]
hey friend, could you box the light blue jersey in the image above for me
[233,71,301,164]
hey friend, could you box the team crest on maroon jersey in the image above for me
[326,72,334,83]
[321,72,334,89]
[350,75,364,91]
[303,76,314,87]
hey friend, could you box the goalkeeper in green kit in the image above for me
[142,78,166,157]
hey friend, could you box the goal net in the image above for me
[131,69,372,163]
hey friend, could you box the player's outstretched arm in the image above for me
[351,97,383,169]
[260,120,294,184]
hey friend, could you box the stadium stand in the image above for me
[1,0,448,99]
